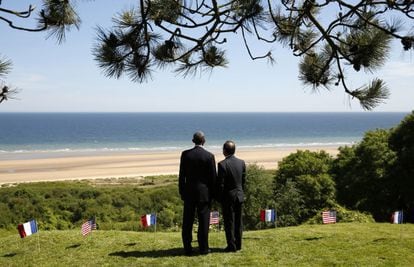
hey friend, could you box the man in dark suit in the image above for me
[217,140,246,252]
[179,131,216,255]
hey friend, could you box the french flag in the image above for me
[392,211,403,224]
[141,213,156,228]
[260,209,276,222]
[17,219,38,238]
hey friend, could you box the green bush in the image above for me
[274,180,304,226]
[306,205,375,224]
[243,164,275,230]
[0,180,181,231]
[332,129,396,221]
[389,111,414,217]
[274,150,336,226]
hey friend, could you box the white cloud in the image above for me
[382,61,414,80]
[9,73,48,89]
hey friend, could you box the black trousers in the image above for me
[182,200,210,253]
[222,200,243,250]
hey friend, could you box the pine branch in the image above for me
[350,79,389,110]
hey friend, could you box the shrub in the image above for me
[0,180,181,231]
[306,205,375,224]
[243,164,275,230]
[389,111,414,221]
[274,150,336,225]
[332,129,396,221]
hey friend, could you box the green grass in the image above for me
[1,223,413,266]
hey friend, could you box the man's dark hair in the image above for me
[223,140,236,156]
[192,131,205,145]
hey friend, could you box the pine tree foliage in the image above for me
[350,79,390,110]
[93,9,161,83]
[0,56,11,78]
[39,0,81,43]
[0,56,18,103]
[0,0,80,103]
[0,0,80,41]
[1,0,414,109]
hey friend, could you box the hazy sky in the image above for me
[1,0,413,112]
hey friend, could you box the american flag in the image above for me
[322,210,336,224]
[81,217,97,236]
[209,211,219,225]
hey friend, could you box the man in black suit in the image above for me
[217,140,246,252]
[179,131,216,255]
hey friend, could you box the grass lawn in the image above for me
[1,223,413,266]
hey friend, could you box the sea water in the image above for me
[0,112,408,159]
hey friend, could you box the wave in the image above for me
[238,142,355,148]
[0,141,355,154]
[0,147,183,154]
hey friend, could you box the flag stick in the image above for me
[217,218,220,248]
[36,231,41,254]
[82,229,88,246]
[154,213,157,246]
[148,213,156,251]
[16,234,22,255]
[154,213,157,234]
[20,238,28,261]
[400,210,403,240]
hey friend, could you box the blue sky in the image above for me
[1,0,413,112]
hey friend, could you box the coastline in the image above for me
[0,146,339,185]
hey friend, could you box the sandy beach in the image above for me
[0,147,339,184]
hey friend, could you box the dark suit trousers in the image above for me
[223,200,243,250]
[182,200,210,252]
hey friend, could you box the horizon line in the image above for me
[0,110,411,114]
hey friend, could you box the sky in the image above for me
[1,0,413,112]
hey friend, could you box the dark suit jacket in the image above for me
[179,146,216,203]
[217,155,246,203]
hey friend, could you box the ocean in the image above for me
[0,112,408,159]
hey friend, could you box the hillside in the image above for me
[1,223,413,266]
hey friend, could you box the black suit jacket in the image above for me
[179,146,216,202]
[217,155,246,203]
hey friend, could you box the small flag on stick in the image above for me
[81,217,97,236]
[17,219,38,238]
[260,209,276,222]
[322,210,336,224]
[141,213,156,228]
[210,211,219,225]
[391,211,403,224]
